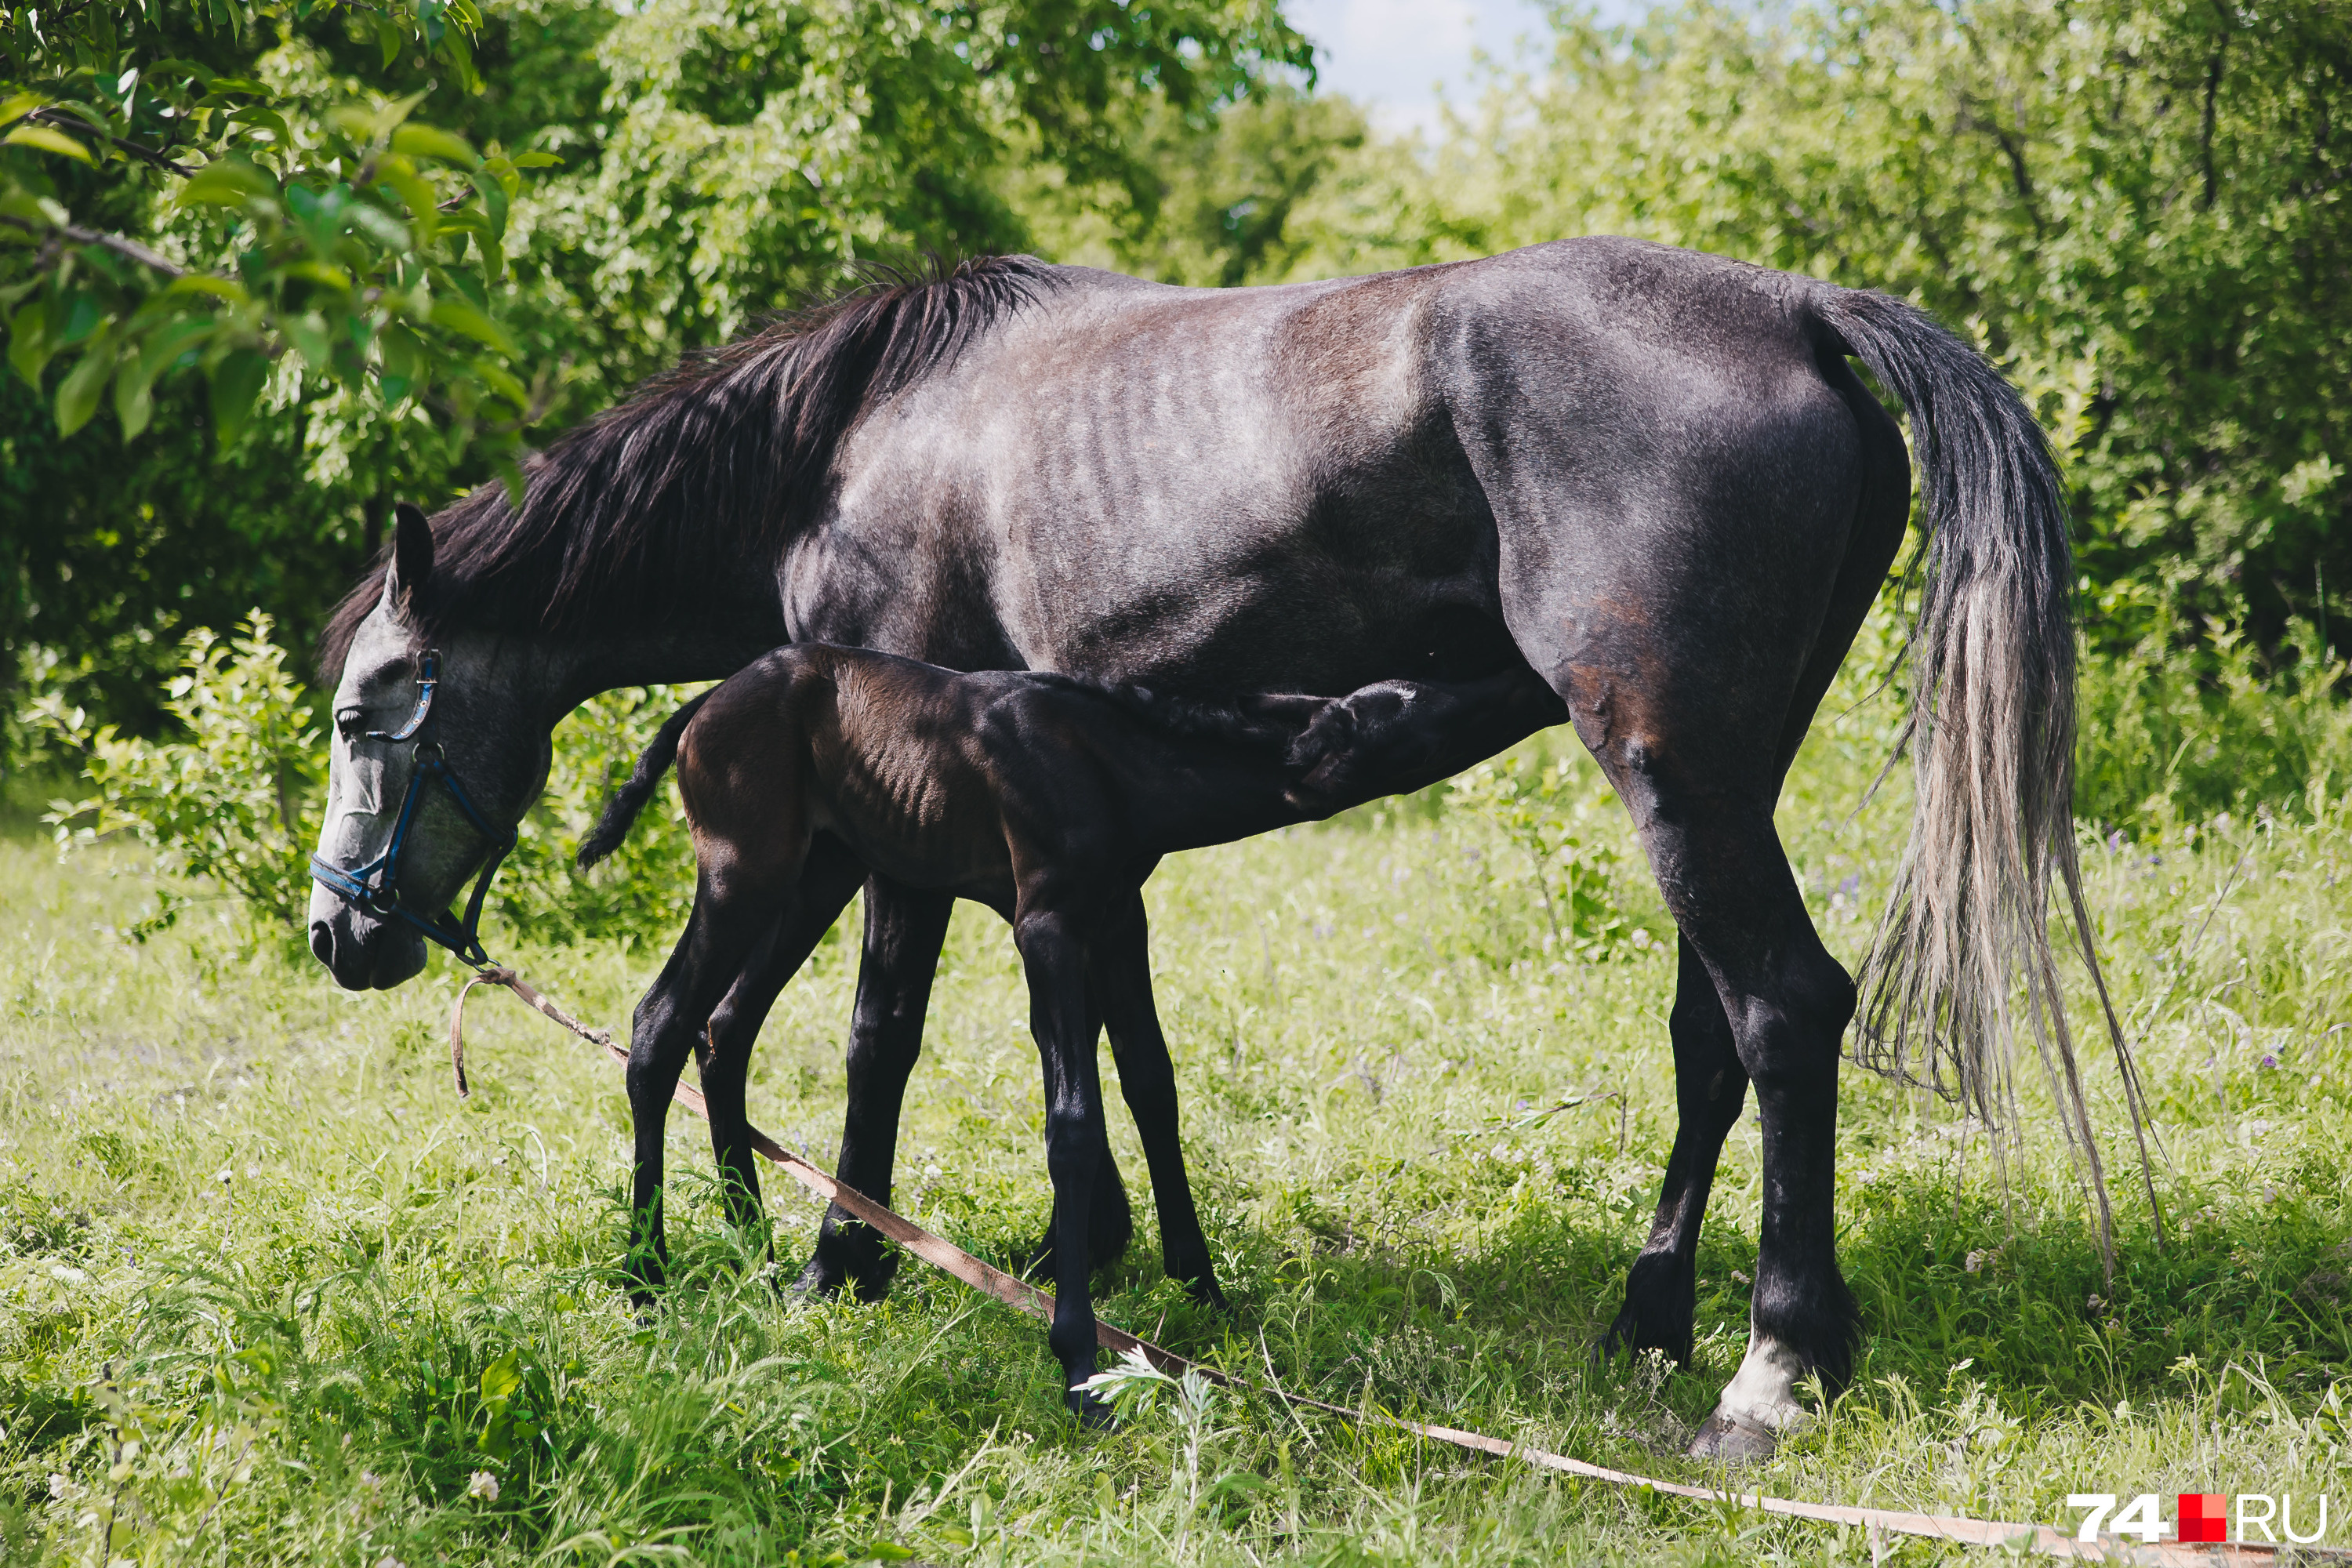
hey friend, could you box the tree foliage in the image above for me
[1270,0,2352,651]
[0,0,1308,727]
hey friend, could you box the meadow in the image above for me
[5,627,2352,1567]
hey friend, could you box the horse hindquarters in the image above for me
[1460,259,1907,1454]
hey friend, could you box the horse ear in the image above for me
[387,503,434,621]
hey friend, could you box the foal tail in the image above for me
[1815,289,2159,1268]
[577,690,713,869]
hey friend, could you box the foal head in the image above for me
[1284,672,1562,812]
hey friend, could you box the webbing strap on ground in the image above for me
[450,972,2323,1566]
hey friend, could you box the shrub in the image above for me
[20,614,321,937]
[2074,589,2352,836]
[17,615,704,952]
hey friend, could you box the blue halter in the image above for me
[307,649,518,971]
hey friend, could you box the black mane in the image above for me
[320,254,1058,680]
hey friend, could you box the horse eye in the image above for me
[336,709,365,741]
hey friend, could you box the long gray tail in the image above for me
[577,690,713,869]
[1815,288,2161,1271]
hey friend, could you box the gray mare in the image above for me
[307,238,2085,1459]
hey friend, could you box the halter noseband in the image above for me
[307,648,518,970]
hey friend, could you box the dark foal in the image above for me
[584,643,1559,1418]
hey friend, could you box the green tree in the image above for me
[1278,0,2352,652]
[0,0,1308,732]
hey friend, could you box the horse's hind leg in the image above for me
[699,835,866,1243]
[1599,935,1748,1367]
[795,877,955,1302]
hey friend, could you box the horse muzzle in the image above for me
[307,895,429,991]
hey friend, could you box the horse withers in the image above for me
[582,642,1561,1420]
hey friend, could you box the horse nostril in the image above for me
[309,921,335,967]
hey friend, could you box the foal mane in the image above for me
[319,254,1058,680]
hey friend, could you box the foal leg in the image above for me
[1016,902,1116,1422]
[795,877,956,1301]
[1093,890,1221,1305]
[1017,968,1134,1285]
[627,875,788,1301]
[1599,934,1749,1366]
[699,836,867,1240]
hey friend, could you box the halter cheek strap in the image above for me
[308,650,518,971]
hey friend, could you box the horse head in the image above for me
[307,503,558,990]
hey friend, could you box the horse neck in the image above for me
[545,619,792,714]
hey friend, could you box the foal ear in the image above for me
[387,503,434,622]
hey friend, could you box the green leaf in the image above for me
[510,151,563,169]
[372,89,432,140]
[113,354,153,441]
[376,15,405,71]
[474,171,508,245]
[284,261,353,292]
[166,275,249,304]
[376,160,441,246]
[7,300,54,387]
[4,125,93,162]
[55,340,115,435]
[137,318,216,382]
[429,297,514,355]
[479,1351,522,1404]
[208,348,268,446]
[179,160,278,208]
[391,124,477,168]
[282,314,332,372]
[0,92,47,128]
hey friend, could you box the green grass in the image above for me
[6,653,2352,1564]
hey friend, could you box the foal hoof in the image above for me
[1068,1387,1115,1430]
[1687,1409,1779,1463]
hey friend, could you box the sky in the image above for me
[1283,0,1604,139]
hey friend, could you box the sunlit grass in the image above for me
[5,634,2352,1563]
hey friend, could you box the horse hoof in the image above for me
[1183,1276,1232,1312]
[1068,1388,1115,1429]
[1687,1410,1778,1462]
[789,1257,844,1300]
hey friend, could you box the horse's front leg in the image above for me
[1016,902,1114,1423]
[700,836,866,1246]
[1599,935,1748,1366]
[794,877,954,1301]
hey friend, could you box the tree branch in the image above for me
[28,108,200,176]
[0,214,187,276]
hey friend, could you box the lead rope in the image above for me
[448,973,2298,1566]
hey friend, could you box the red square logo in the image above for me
[2178,1494,2228,1544]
